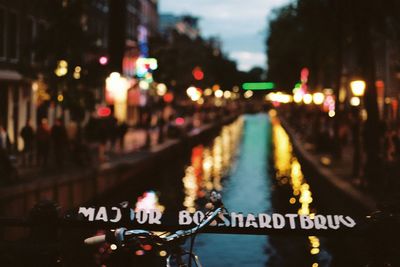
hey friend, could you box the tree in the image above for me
[150,29,243,96]
[266,0,400,189]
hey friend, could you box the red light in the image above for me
[97,107,111,117]
[376,80,384,88]
[163,92,174,103]
[192,67,204,80]
[99,56,108,65]
[272,102,281,107]
[175,117,185,125]
[301,67,309,82]
[142,244,152,251]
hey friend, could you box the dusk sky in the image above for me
[159,0,291,71]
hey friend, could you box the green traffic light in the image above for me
[242,82,275,90]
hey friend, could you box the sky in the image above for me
[159,0,291,72]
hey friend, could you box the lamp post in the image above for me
[350,80,366,182]
[350,80,366,97]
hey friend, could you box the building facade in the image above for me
[0,0,49,151]
[0,0,161,150]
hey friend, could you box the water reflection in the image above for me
[182,117,244,212]
[270,110,329,266]
[194,114,271,267]
[128,113,331,266]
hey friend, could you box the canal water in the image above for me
[194,113,272,267]
[127,112,333,266]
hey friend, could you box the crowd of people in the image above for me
[0,117,130,185]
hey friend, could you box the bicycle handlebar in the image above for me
[84,206,224,247]
[84,234,106,245]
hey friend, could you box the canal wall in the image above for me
[279,117,377,215]
[0,116,237,221]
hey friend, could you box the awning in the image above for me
[0,70,23,81]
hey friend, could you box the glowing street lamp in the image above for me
[350,80,366,97]
[55,60,68,77]
[139,80,150,90]
[312,92,324,105]
[244,90,253,99]
[156,83,167,96]
[106,72,129,122]
[293,90,303,103]
[303,94,312,105]
[223,91,232,99]
[204,88,213,96]
[349,80,365,179]
[186,86,197,97]
[350,96,361,107]
[214,89,223,98]
[186,86,202,101]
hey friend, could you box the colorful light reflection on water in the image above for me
[182,117,244,212]
[130,113,332,266]
[270,110,330,266]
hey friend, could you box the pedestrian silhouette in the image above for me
[21,120,35,167]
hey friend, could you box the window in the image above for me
[7,11,18,60]
[0,7,5,59]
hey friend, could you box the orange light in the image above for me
[143,244,152,251]
[163,92,174,103]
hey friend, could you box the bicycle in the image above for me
[84,191,224,267]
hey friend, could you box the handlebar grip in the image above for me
[84,234,106,245]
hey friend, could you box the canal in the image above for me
[60,109,380,267]
[2,112,373,266]
[106,112,335,266]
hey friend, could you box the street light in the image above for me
[350,97,361,107]
[215,89,224,98]
[55,60,68,77]
[293,90,303,103]
[312,92,325,105]
[350,80,366,97]
[156,83,167,96]
[223,91,232,99]
[349,80,365,181]
[243,90,253,99]
[303,94,313,105]
[106,72,129,122]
